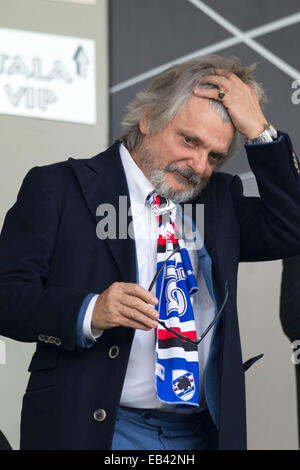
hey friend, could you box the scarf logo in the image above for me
[166,280,187,317]
[172,370,195,401]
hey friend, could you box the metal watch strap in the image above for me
[245,122,278,144]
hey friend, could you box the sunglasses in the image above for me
[148,246,228,345]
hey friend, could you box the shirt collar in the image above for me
[119,143,154,204]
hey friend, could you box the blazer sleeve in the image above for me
[0,166,91,351]
[230,132,300,262]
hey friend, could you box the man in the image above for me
[0,55,300,450]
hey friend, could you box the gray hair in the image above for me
[121,55,267,162]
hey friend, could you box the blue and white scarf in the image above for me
[147,190,199,407]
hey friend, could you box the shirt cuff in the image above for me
[83,294,103,341]
[76,293,103,349]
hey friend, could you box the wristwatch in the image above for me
[245,122,278,144]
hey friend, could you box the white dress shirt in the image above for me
[83,143,216,411]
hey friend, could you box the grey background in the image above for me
[109,0,300,177]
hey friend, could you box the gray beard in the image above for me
[138,146,207,203]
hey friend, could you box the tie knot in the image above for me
[146,190,176,218]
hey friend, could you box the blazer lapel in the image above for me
[68,141,137,284]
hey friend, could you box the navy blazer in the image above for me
[0,133,300,450]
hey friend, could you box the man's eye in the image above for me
[210,153,224,161]
[184,136,193,145]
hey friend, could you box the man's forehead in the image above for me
[174,101,234,147]
[182,94,217,113]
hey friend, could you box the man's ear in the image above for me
[140,109,152,135]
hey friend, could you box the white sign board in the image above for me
[0,28,96,125]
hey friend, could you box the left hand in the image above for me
[193,69,267,140]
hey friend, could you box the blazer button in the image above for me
[38,334,45,342]
[54,338,61,346]
[108,346,119,359]
[93,409,106,422]
[49,336,55,344]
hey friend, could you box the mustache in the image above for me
[165,163,202,186]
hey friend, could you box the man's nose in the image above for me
[187,152,210,177]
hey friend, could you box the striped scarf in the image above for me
[147,190,199,407]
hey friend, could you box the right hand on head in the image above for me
[91,282,159,331]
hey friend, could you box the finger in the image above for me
[118,303,159,329]
[121,293,159,320]
[193,87,226,103]
[213,68,235,78]
[213,69,242,84]
[122,282,158,306]
[117,314,154,331]
[213,68,231,76]
[198,74,231,90]
[121,315,155,331]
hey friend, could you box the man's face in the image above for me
[132,96,235,202]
